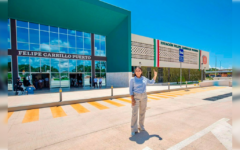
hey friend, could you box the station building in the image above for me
[8,0,132,91]
[131,34,209,83]
[8,0,209,91]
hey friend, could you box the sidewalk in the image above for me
[8,85,195,109]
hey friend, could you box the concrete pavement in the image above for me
[7,86,232,150]
[8,84,196,110]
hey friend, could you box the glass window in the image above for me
[30,44,40,51]
[94,34,106,56]
[95,61,100,72]
[101,35,106,41]
[17,28,28,43]
[76,31,83,37]
[8,20,11,49]
[18,57,29,72]
[60,73,69,87]
[69,59,76,72]
[84,32,91,38]
[8,56,11,72]
[69,48,76,54]
[84,73,91,86]
[84,37,91,50]
[101,50,106,56]
[30,57,40,72]
[84,50,91,56]
[51,58,60,72]
[60,59,69,73]
[95,34,100,40]
[77,60,84,72]
[77,49,84,55]
[50,26,58,33]
[68,35,76,48]
[76,37,83,49]
[18,43,29,50]
[40,44,50,52]
[19,72,30,82]
[15,20,92,56]
[95,73,100,78]
[95,50,100,56]
[84,60,91,72]
[101,61,106,72]
[29,29,39,44]
[94,39,100,51]
[59,34,68,47]
[41,58,50,72]
[51,73,60,88]
[50,32,59,46]
[50,45,59,53]
[59,28,67,34]
[17,20,28,28]
[101,72,106,86]
[40,25,49,31]
[40,31,49,45]
[60,47,68,53]
[8,73,13,90]
[68,29,76,35]
[101,40,106,51]
[29,22,39,30]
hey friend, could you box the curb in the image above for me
[8,86,200,112]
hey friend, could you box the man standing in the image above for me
[38,78,43,89]
[45,77,49,88]
[93,76,98,88]
[26,74,31,85]
[99,77,102,88]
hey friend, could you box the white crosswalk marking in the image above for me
[167,118,230,150]
[211,121,232,150]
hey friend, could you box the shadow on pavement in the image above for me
[129,130,162,144]
[203,92,232,101]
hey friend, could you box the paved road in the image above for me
[8,86,232,150]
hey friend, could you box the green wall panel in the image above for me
[8,0,129,35]
[106,16,131,72]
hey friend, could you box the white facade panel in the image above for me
[132,58,153,67]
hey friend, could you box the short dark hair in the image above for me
[134,66,142,77]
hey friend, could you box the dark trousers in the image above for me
[99,82,102,88]
[94,82,98,88]
[15,87,24,95]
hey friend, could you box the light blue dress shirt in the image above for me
[129,76,155,95]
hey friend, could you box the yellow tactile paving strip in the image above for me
[22,109,39,123]
[7,86,226,124]
[71,104,90,113]
[103,100,125,107]
[50,106,67,118]
[88,101,109,110]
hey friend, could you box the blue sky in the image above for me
[102,0,233,69]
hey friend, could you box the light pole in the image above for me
[215,55,217,77]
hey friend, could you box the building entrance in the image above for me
[70,73,84,88]
[31,73,50,90]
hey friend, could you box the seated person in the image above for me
[15,81,24,95]
[26,84,36,95]
[14,78,20,91]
